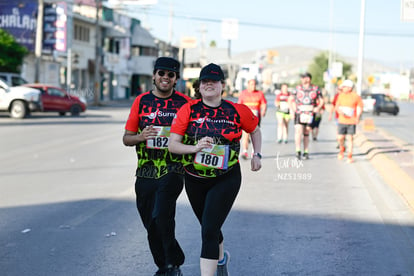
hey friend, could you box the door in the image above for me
[43,87,68,111]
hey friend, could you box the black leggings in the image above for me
[135,173,185,270]
[185,163,241,259]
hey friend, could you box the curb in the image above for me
[355,122,414,213]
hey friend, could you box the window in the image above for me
[11,76,27,86]
[74,24,90,42]
[48,88,66,97]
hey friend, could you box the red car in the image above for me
[23,84,87,116]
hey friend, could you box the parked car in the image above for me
[0,79,42,118]
[23,84,87,116]
[0,72,28,87]
[372,93,399,115]
[362,93,399,116]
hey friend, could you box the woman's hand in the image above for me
[194,136,214,153]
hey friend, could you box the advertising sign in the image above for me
[401,0,414,22]
[0,0,38,51]
[221,18,239,40]
[43,2,67,54]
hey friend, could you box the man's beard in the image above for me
[154,80,175,94]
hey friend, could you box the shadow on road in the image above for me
[1,198,414,275]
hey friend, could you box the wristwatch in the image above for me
[253,153,262,159]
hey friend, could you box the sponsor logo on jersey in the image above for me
[144,109,176,119]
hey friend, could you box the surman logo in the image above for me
[145,109,176,119]
[192,116,234,125]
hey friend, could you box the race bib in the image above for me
[299,113,314,124]
[146,126,170,149]
[194,144,229,170]
[339,106,355,117]
[279,102,289,113]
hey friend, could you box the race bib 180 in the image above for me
[146,126,171,149]
[194,144,229,170]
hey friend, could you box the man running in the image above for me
[334,79,363,163]
[238,79,267,159]
[123,57,190,276]
[288,72,324,160]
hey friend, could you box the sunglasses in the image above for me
[157,71,176,78]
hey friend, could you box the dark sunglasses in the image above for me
[157,71,176,78]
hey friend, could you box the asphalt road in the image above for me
[1,101,414,276]
[362,101,414,144]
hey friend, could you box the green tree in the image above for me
[0,29,28,73]
[307,51,352,88]
[209,40,217,48]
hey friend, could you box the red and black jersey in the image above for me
[171,99,258,178]
[292,84,322,114]
[125,90,191,179]
[275,92,290,114]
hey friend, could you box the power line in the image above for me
[119,7,414,38]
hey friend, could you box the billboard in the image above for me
[401,0,414,22]
[43,2,67,54]
[0,0,38,51]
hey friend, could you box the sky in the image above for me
[110,0,414,69]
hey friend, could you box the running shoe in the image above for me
[278,139,282,144]
[154,270,166,276]
[303,152,309,160]
[284,140,288,144]
[337,152,344,160]
[165,266,183,276]
[296,151,301,160]
[347,154,354,163]
[217,250,230,276]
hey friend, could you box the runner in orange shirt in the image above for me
[238,79,267,159]
[334,80,363,163]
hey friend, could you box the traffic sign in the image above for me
[401,0,414,22]
[221,18,238,40]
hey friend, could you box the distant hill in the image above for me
[231,45,398,78]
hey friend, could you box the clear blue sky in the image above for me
[112,0,414,69]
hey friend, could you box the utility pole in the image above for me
[34,0,44,83]
[356,0,366,95]
[93,0,101,106]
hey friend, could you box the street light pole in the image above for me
[356,0,366,95]
[93,0,101,106]
[34,0,44,83]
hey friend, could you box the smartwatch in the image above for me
[253,153,262,159]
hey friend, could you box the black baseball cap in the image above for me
[154,57,180,73]
[199,63,224,81]
[300,72,312,79]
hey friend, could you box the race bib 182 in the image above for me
[146,126,171,149]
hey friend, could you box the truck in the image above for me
[0,79,42,119]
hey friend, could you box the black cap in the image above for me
[199,63,224,81]
[300,72,312,79]
[154,57,180,72]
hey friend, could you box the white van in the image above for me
[0,72,28,87]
